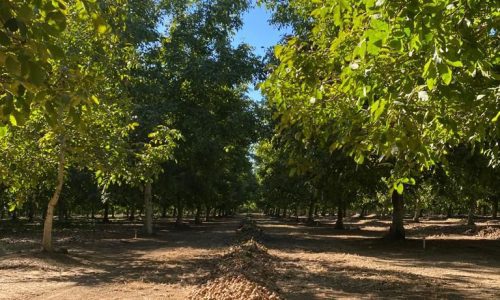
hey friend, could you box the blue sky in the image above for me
[233,4,289,102]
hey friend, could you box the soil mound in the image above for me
[189,220,282,300]
[476,226,500,239]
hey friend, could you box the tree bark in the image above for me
[413,200,420,222]
[307,199,315,224]
[335,198,344,229]
[103,201,110,223]
[360,205,366,219]
[467,199,476,226]
[387,190,405,240]
[176,199,184,224]
[129,205,135,221]
[205,206,211,222]
[161,205,167,218]
[42,137,65,252]
[144,182,153,235]
[194,204,202,224]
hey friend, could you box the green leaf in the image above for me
[492,111,500,123]
[91,95,100,104]
[28,62,45,85]
[355,153,365,164]
[47,44,65,59]
[9,114,17,126]
[445,59,463,67]
[5,55,20,75]
[92,16,108,34]
[422,58,432,77]
[394,183,404,195]
[46,11,67,32]
[0,126,7,138]
[438,63,452,85]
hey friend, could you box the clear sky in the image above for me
[233,3,289,102]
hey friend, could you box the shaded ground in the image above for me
[0,216,499,299]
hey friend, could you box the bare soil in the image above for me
[0,216,499,299]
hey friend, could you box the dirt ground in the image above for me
[0,215,499,299]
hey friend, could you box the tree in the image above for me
[261,0,499,239]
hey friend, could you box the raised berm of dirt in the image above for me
[189,219,281,300]
[476,226,500,239]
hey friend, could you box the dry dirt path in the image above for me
[0,216,499,299]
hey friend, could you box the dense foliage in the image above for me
[0,0,498,251]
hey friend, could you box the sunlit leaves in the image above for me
[262,0,499,192]
[0,0,113,125]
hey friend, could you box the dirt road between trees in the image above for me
[1,216,499,299]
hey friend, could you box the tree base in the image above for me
[385,226,406,240]
[334,221,344,230]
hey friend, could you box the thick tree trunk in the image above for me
[42,139,65,252]
[144,182,153,235]
[492,198,498,219]
[387,190,405,240]
[335,198,344,230]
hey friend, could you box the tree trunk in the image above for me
[205,206,211,222]
[28,200,35,223]
[161,205,167,218]
[195,204,202,224]
[467,199,475,226]
[144,182,153,235]
[360,204,367,218]
[492,197,498,219]
[446,203,453,218]
[129,206,135,221]
[413,200,420,222]
[307,199,315,224]
[335,198,344,229]
[176,200,184,224]
[103,202,110,223]
[42,138,65,252]
[387,190,405,240]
